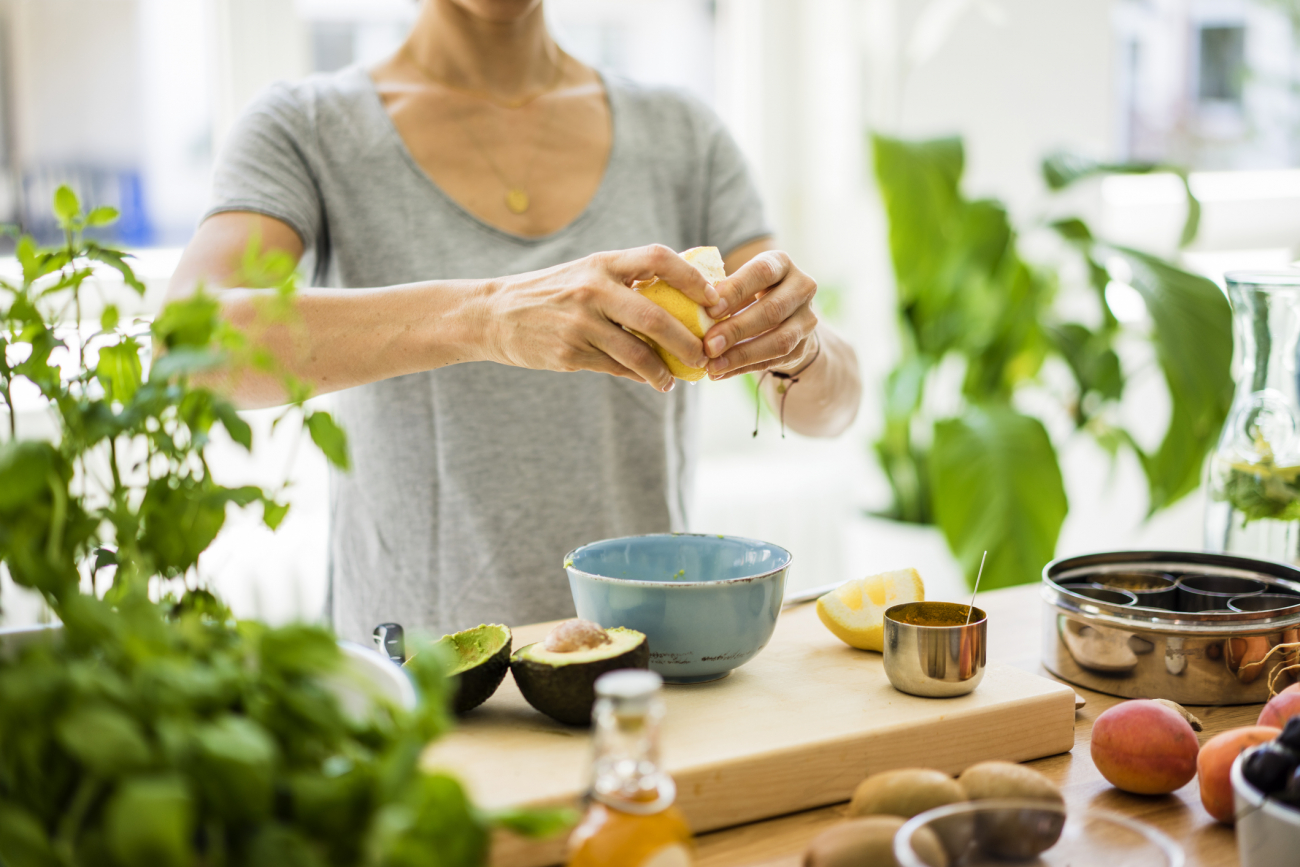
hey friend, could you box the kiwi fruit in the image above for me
[803,816,948,867]
[958,761,1064,859]
[848,768,966,819]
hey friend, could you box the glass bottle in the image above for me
[566,670,694,867]
[1206,270,1300,562]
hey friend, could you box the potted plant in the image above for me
[0,190,568,866]
[871,136,1234,588]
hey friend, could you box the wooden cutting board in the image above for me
[422,602,1076,867]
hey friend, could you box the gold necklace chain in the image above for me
[407,48,566,214]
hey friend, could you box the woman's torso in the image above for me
[207,64,769,642]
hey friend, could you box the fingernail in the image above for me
[707,301,727,319]
[663,379,676,393]
[708,357,730,375]
[704,283,720,306]
[706,336,726,357]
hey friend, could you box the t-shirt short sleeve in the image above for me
[205,83,325,256]
[698,107,771,258]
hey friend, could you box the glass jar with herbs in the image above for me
[1206,270,1300,562]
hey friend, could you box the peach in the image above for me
[1197,726,1281,823]
[1091,700,1199,794]
[1258,691,1300,729]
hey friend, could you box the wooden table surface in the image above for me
[691,582,1251,867]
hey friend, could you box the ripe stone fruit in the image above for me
[1197,726,1281,823]
[1091,700,1199,795]
[1259,690,1300,729]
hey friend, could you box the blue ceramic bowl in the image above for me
[564,533,792,684]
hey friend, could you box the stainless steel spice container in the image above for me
[1042,551,1300,705]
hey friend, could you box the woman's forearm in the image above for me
[213,279,497,409]
[761,326,861,438]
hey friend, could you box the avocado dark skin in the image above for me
[452,637,511,714]
[510,631,650,726]
[436,624,512,714]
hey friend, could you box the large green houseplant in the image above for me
[0,191,567,867]
[872,136,1234,589]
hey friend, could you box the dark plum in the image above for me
[1280,716,1300,752]
[1243,743,1300,794]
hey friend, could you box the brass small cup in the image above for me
[884,601,987,698]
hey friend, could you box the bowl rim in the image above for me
[1231,743,1300,826]
[894,797,1185,867]
[563,532,793,588]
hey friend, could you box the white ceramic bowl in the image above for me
[1232,745,1300,867]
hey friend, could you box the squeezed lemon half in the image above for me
[631,246,726,381]
[816,568,926,651]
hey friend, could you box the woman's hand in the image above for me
[482,245,720,393]
[701,250,818,380]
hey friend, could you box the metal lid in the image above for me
[1043,550,1300,634]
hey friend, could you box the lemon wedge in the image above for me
[632,246,727,381]
[816,568,926,651]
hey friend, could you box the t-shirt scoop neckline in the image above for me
[355,64,624,248]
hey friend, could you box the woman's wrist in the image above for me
[408,276,503,369]
[771,329,822,378]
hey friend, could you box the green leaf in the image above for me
[1042,153,1200,247]
[1116,248,1233,511]
[147,348,223,382]
[0,802,58,867]
[97,338,143,403]
[84,244,145,296]
[306,411,350,471]
[871,134,965,309]
[53,186,80,227]
[0,441,60,512]
[104,776,194,867]
[246,823,327,867]
[931,405,1068,589]
[490,806,578,839]
[1049,217,1092,242]
[212,398,252,450]
[100,304,120,332]
[85,206,120,227]
[259,624,340,678]
[189,716,278,824]
[55,705,153,777]
[138,478,228,576]
[262,499,290,530]
[152,294,221,350]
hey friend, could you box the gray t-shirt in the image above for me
[208,65,770,643]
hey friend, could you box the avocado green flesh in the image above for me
[511,627,649,726]
[435,624,512,714]
[516,628,644,667]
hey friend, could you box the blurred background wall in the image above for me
[1,0,1298,627]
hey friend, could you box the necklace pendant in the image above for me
[505,188,530,214]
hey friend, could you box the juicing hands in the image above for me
[701,251,818,379]
[484,244,717,393]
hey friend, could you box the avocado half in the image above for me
[435,623,512,714]
[510,626,649,726]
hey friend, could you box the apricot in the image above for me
[1259,691,1300,729]
[1090,700,1199,795]
[1197,726,1281,823]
